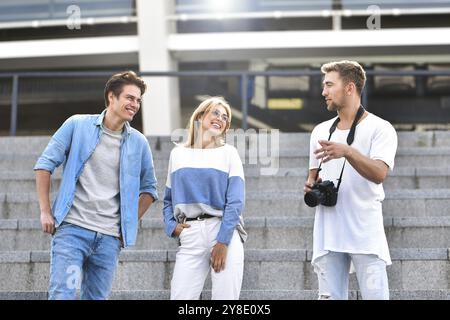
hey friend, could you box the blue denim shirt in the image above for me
[34,110,159,248]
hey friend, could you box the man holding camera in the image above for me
[304,60,397,300]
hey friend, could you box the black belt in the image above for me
[185,214,217,221]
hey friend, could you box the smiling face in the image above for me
[200,104,229,137]
[322,71,347,112]
[107,84,142,122]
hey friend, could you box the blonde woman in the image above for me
[163,96,246,300]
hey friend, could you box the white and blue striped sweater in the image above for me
[163,144,246,245]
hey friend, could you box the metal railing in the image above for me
[0,0,135,23]
[172,0,450,20]
[2,69,450,136]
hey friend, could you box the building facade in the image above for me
[1,0,450,135]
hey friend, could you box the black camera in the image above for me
[304,180,338,207]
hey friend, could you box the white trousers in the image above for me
[170,217,244,300]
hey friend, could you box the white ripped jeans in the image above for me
[313,251,389,300]
[170,217,244,300]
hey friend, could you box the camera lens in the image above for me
[304,189,323,207]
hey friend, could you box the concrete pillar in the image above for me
[137,0,180,136]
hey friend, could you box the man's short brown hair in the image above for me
[321,60,366,95]
[104,71,147,107]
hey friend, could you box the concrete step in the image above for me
[0,289,313,300]
[0,216,449,251]
[1,166,450,193]
[274,131,450,149]
[2,147,450,171]
[2,131,450,153]
[2,189,450,220]
[0,249,448,292]
[0,136,176,155]
[138,217,450,250]
[284,131,450,149]
[238,147,450,169]
[2,289,450,300]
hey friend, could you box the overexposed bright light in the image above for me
[120,16,130,23]
[392,8,401,16]
[210,0,231,12]
[321,10,331,17]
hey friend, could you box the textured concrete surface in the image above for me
[2,133,450,299]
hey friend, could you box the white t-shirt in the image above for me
[309,113,398,266]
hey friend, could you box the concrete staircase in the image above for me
[0,132,449,299]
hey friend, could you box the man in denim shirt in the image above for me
[34,71,158,300]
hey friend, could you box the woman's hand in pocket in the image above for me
[172,223,190,237]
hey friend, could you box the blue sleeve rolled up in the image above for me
[139,141,159,201]
[33,116,75,174]
[163,187,177,237]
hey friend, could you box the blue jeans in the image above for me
[48,222,121,300]
[313,251,389,300]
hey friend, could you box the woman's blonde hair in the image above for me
[185,96,232,148]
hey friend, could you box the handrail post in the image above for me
[241,73,248,130]
[10,75,19,136]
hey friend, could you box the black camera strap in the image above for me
[314,105,366,191]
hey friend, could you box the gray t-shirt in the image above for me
[64,125,122,237]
